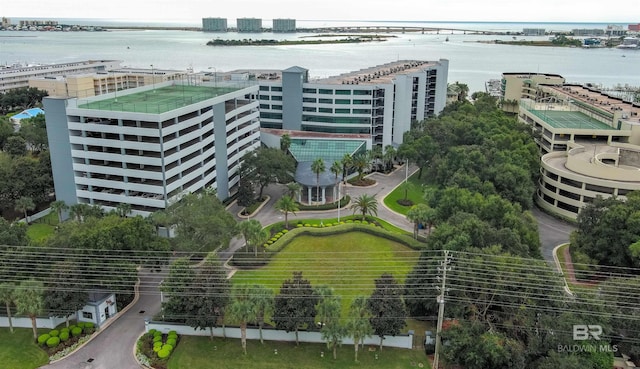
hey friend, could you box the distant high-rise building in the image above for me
[273,18,296,33]
[237,18,262,32]
[522,28,545,36]
[202,17,227,32]
[629,24,640,31]
[1,17,10,29]
[572,28,605,36]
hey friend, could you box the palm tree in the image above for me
[280,133,291,153]
[115,203,132,217]
[13,279,44,340]
[350,194,378,221]
[383,145,396,172]
[50,200,68,224]
[14,196,35,223]
[0,283,15,333]
[330,161,342,201]
[352,153,370,181]
[398,180,416,204]
[406,204,427,239]
[227,285,256,355]
[285,182,302,200]
[341,154,353,184]
[275,195,299,229]
[316,288,344,359]
[238,219,263,257]
[370,146,383,171]
[345,296,372,362]
[249,285,274,344]
[69,203,91,222]
[249,228,269,258]
[311,158,326,203]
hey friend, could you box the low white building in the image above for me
[78,292,118,327]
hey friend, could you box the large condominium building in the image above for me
[272,18,296,32]
[43,80,260,216]
[236,18,262,32]
[255,59,449,147]
[0,60,122,93]
[518,84,640,219]
[29,68,188,98]
[202,17,228,32]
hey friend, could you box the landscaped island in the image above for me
[206,34,393,46]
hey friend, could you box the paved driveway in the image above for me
[532,206,576,263]
[40,267,164,369]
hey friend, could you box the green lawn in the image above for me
[383,174,430,215]
[168,336,429,369]
[26,211,58,244]
[233,232,420,314]
[0,328,49,369]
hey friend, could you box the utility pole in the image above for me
[433,250,452,369]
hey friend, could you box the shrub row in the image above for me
[232,222,425,269]
[37,321,95,351]
[140,329,180,369]
[296,195,351,211]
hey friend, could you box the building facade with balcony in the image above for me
[43,81,260,216]
[272,18,296,32]
[0,60,122,93]
[202,17,228,32]
[236,18,262,32]
[500,73,565,113]
[256,59,449,148]
[518,84,640,219]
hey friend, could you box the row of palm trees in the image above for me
[224,283,374,362]
[49,200,132,224]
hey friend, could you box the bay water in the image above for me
[1,20,638,93]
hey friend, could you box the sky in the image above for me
[3,0,640,23]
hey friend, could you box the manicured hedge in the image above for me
[46,336,61,348]
[49,329,59,337]
[37,334,50,345]
[71,327,83,337]
[59,331,69,342]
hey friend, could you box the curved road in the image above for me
[39,165,574,368]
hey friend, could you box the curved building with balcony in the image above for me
[519,84,640,219]
[44,80,260,216]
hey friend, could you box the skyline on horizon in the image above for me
[3,0,640,24]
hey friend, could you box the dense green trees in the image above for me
[183,255,231,340]
[164,191,237,253]
[572,193,640,269]
[273,271,318,345]
[241,147,296,199]
[367,273,406,350]
[0,151,53,217]
[0,87,48,115]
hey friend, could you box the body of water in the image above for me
[1,20,638,93]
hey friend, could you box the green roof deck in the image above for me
[530,110,617,130]
[289,139,366,163]
[78,85,241,114]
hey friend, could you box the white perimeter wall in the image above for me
[0,314,74,330]
[146,321,413,349]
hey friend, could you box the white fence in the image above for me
[146,321,413,349]
[0,313,74,330]
[17,207,53,224]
